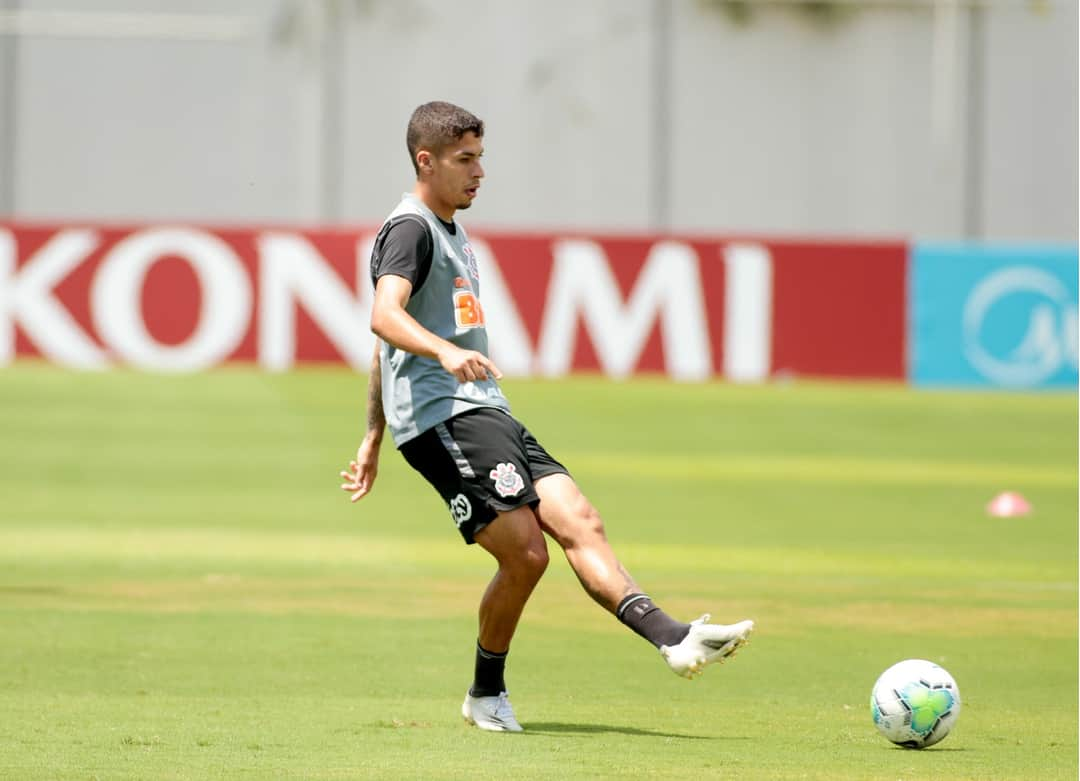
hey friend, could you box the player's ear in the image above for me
[416,150,433,176]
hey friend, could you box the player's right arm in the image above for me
[341,340,385,503]
[371,275,502,383]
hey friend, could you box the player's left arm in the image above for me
[340,341,384,503]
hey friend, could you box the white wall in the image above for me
[1,0,1075,240]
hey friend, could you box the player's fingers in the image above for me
[467,358,489,381]
[480,356,503,380]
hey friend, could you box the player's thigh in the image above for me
[533,472,605,546]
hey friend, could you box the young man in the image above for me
[340,101,753,732]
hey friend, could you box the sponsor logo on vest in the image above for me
[963,266,1078,387]
[449,493,472,528]
[489,462,525,498]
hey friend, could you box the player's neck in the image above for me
[412,184,456,223]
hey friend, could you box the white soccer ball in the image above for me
[870,659,961,748]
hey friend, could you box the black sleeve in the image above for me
[369,216,433,293]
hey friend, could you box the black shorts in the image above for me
[399,408,569,544]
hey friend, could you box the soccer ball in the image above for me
[870,659,961,748]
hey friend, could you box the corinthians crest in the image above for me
[489,462,524,498]
[462,242,480,280]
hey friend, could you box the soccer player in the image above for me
[340,101,753,732]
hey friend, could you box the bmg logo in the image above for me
[963,266,1078,387]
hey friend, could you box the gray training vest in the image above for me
[378,194,510,446]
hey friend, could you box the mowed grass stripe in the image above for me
[564,451,1077,486]
[3,527,1074,583]
[3,442,1070,489]
[0,582,1073,642]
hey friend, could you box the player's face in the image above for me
[430,132,485,213]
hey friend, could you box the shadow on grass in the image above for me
[522,722,739,740]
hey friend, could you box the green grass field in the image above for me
[1,363,1076,780]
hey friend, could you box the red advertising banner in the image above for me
[0,222,906,380]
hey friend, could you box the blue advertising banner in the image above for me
[910,244,1078,389]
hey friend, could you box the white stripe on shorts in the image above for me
[435,422,476,478]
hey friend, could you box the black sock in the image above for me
[469,642,507,697]
[616,593,690,648]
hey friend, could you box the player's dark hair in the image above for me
[406,102,484,175]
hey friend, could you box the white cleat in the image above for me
[461,691,524,732]
[660,614,754,679]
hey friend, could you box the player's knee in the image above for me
[495,530,549,583]
[522,543,549,581]
[503,538,548,584]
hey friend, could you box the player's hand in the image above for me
[340,438,380,503]
[438,345,503,383]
